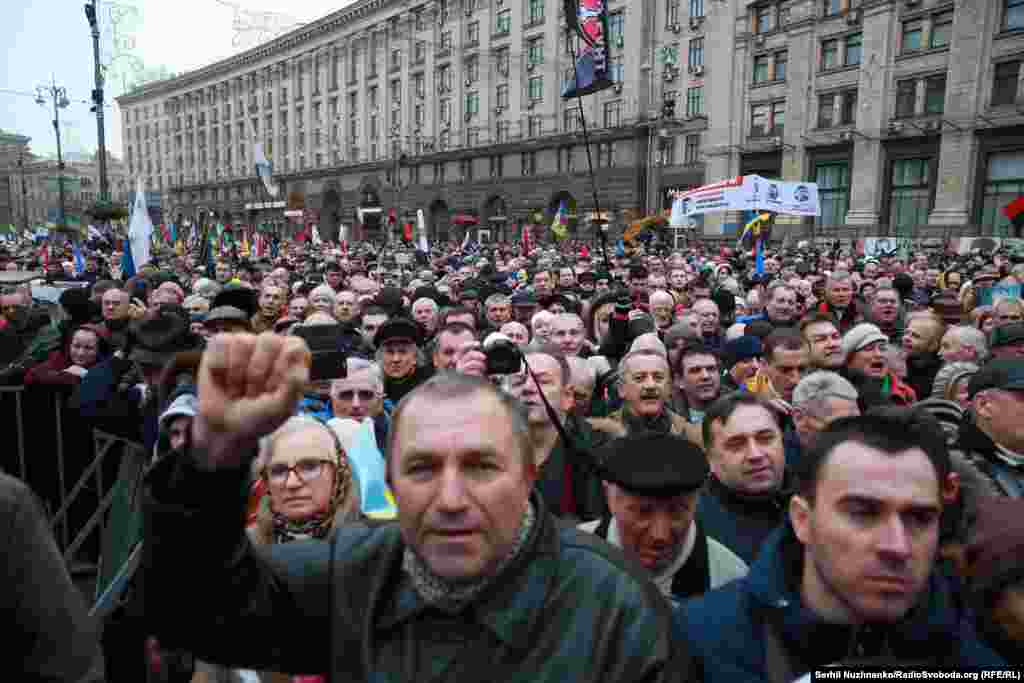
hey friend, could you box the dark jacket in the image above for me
[904,351,942,404]
[140,451,696,682]
[952,417,1024,499]
[534,416,610,523]
[383,363,434,405]
[817,300,859,334]
[673,523,1005,681]
[1,473,100,681]
[695,474,787,565]
[72,356,156,448]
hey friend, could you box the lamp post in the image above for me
[17,151,28,233]
[36,78,71,234]
[84,0,110,203]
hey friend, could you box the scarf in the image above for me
[403,500,536,614]
[270,441,354,544]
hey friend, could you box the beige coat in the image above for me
[587,407,705,452]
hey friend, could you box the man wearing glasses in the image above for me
[330,359,386,423]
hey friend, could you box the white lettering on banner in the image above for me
[671,175,821,218]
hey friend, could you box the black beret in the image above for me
[374,316,422,347]
[597,432,708,498]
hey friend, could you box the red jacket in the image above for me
[24,350,82,387]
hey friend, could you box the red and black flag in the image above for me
[1003,196,1024,231]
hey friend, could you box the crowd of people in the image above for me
[5,232,1024,681]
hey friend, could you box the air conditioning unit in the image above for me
[755,34,766,46]
[770,136,782,146]
[613,83,623,93]
[465,78,473,86]
[495,106,504,114]
[838,131,854,142]
[527,62,536,72]
[692,65,705,77]
[846,8,862,25]
[670,23,681,33]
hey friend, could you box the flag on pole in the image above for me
[72,241,86,276]
[128,180,154,270]
[416,209,429,253]
[252,118,279,198]
[312,225,322,246]
[121,236,136,279]
[461,230,470,251]
[521,222,532,255]
[551,200,569,241]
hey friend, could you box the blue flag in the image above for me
[755,235,765,275]
[121,237,136,279]
[615,239,625,257]
[72,242,86,276]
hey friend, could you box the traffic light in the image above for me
[662,99,676,120]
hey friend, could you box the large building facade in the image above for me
[115,0,1024,242]
[0,131,32,229]
[10,153,130,229]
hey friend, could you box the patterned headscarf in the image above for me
[266,418,355,544]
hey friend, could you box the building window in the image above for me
[496,9,511,34]
[689,37,704,67]
[528,0,544,24]
[889,158,933,230]
[659,138,675,166]
[667,0,680,26]
[441,31,453,51]
[751,101,784,137]
[528,38,544,66]
[414,73,426,98]
[528,114,543,137]
[841,89,858,124]
[1007,0,1024,31]
[496,120,510,143]
[684,134,700,164]
[467,57,480,83]
[439,65,452,92]
[993,61,1021,106]
[465,92,480,115]
[822,0,841,17]
[440,99,452,124]
[816,162,850,226]
[599,141,616,167]
[609,12,624,47]
[931,11,952,49]
[774,51,788,81]
[415,104,425,127]
[490,155,504,177]
[753,55,770,83]
[461,158,474,181]
[818,93,836,129]
[902,19,923,53]
[981,151,1024,233]
[435,162,446,183]
[390,49,401,71]
[610,55,624,82]
[528,75,544,100]
[604,101,622,127]
[564,107,582,131]
[755,4,775,34]
[845,33,862,66]
[467,21,480,44]
[689,0,704,18]
[924,75,946,114]
[522,151,537,175]
[821,39,839,70]
[415,10,427,31]
[895,79,916,118]
[414,41,426,64]
[494,83,509,109]
[686,86,704,116]
[559,146,575,173]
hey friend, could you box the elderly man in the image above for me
[691,298,723,352]
[504,350,609,521]
[678,411,1005,678]
[939,325,988,364]
[308,285,337,316]
[531,310,555,346]
[740,282,797,330]
[589,349,701,447]
[330,359,386,422]
[865,286,903,343]
[99,286,134,347]
[580,433,747,605]
[649,290,675,332]
[500,321,530,347]
[374,317,433,404]
[335,290,361,324]
[818,270,858,333]
[251,282,286,333]
[484,294,512,330]
[696,393,790,564]
[140,343,692,681]
[411,297,440,338]
[566,355,597,417]
[790,370,860,465]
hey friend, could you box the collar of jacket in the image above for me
[706,472,789,517]
[955,415,998,458]
[618,405,677,434]
[746,521,965,665]
[906,351,941,373]
[375,492,557,648]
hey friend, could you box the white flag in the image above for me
[128,179,153,269]
[252,119,279,198]
[416,209,429,253]
[461,230,470,251]
[312,224,322,246]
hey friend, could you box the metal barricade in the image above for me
[0,386,28,482]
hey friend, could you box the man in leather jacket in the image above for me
[140,337,693,682]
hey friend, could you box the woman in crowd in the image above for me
[25,324,109,387]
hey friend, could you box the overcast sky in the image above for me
[2,0,352,163]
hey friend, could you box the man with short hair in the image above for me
[677,411,1004,679]
[374,317,433,403]
[484,293,512,329]
[141,349,693,682]
[649,291,676,332]
[335,290,361,324]
[438,305,478,332]
[550,313,587,357]
[691,298,723,352]
[330,359,385,421]
[939,325,988,364]
[902,311,945,402]
[866,287,904,343]
[251,282,286,333]
[566,356,597,417]
[432,322,477,371]
[748,332,809,410]
[214,261,234,285]
[818,270,859,333]
[790,370,860,465]
[532,270,554,298]
[696,393,789,564]
[580,432,748,604]
[743,283,798,329]
[500,321,530,347]
[324,262,345,292]
[557,267,576,292]
[360,306,390,347]
[411,297,440,338]
[671,343,721,424]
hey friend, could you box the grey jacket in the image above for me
[140,450,697,682]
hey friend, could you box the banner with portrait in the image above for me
[561,0,614,98]
[671,175,820,218]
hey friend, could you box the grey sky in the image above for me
[2,0,351,161]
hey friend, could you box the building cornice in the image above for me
[117,0,401,105]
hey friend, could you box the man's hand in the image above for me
[128,298,148,320]
[63,365,88,378]
[192,333,311,470]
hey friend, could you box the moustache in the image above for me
[640,390,662,399]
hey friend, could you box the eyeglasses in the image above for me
[265,458,335,486]
[334,389,377,402]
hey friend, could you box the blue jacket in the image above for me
[673,523,1005,681]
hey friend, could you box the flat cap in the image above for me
[598,432,709,498]
[373,316,422,347]
[968,358,1024,398]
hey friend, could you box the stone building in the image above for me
[0,131,32,229]
[14,153,130,229]
[115,0,1024,242]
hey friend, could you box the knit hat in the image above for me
[723,335,763,369]
[965,497,1024,607]
[931,361,979,399]
[841,323,889,358]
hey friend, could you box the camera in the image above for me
[485,338,522,376]
[291,324,349,381]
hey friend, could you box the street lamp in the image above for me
[36,77,71,234]
[84,0,110,203]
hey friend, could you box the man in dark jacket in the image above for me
[141,343,692,681]
[901,311,945,402]
[675,411,1005,681]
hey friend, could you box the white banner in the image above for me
[672,175,820,218]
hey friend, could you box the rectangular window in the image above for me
[496,121,510,143]
[753,55,770,83]
[981,151,1024,233]
[818,93,836,129]
[465,92,479,115]
[841,89,858,125]
[413,74,425,98]
[528,38,544,65]
[467,57,480,83]
[490,155,504,177]
[390,49,401,71]
[438,66,452,92]
[689,38,704,67]
[667,0,680,26]
[689,0,704,18]
[610,55,624,82]
[684,134,700,164]
[415,104,425,127]
[415,41,426,63]
[1008,0,1024,31]
[902,19,923,53]
[415,10,426,31]
[686,86,704,116]
[771,102,785,136]
[559,146,575,173]
[496,9,511,33]
[496,48,510,76]
[774,51,788,81]
[756,4,774,34]
[528,0,544,24]
[435,162,446,183]
[822,0,841,17]
[609,12,625,48]
[564,107,579,131]
[845,33,862,66]
[599,141,616,167]
[528,114,543,137]
[604,100,622,127]
[889,157,932,230]
[440,99,452,124]
[924,75,946,114]
[496,83,509,108]
[467,21,480,44]
[821,39,839,70]
[993,61,1021,106]
[816,161,850,226]
[751,103,770,137]
[462,159,474,181]
[522,151,537,175]
[441,31,453,50]
[528,75,544,100]
[895,79,917,118]
[930,11,952,49]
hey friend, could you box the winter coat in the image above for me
[588,406,704,451]
[673,522,1006,682]
[140,451,696,682]
[24,349,84,387]
[533,416,610,523]
[951,417,1024,500]
[695,473,787,565]
[904,351,943,406]
[817,300,860,334]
